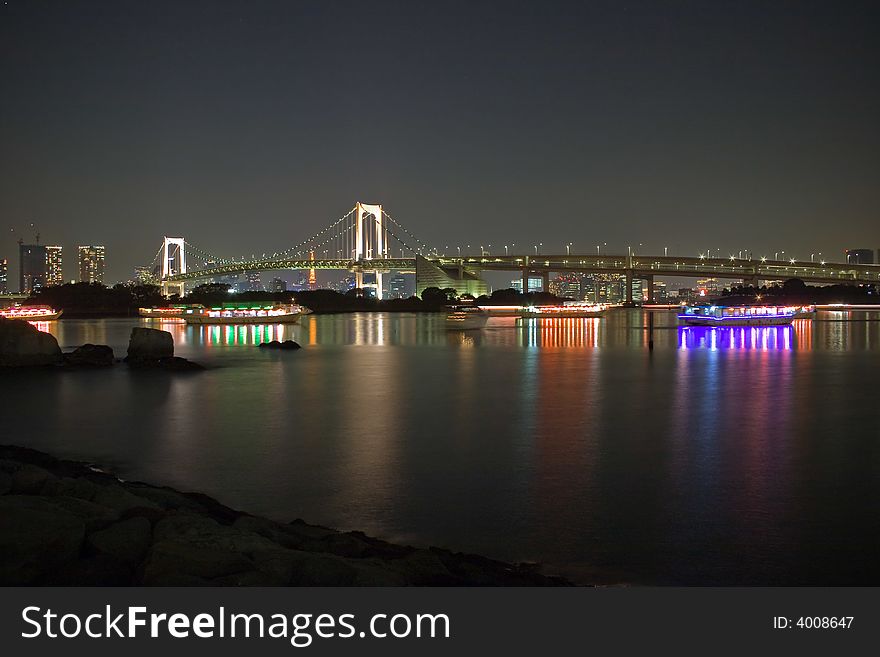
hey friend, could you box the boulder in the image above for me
[153,356,204,371]
[257,340,301,350]
[10,463,54,494]
[0,496,85,584]
[87,516,152,565]
[126,327,173,362]
[0,317,62,367]
[64,343,114,367]
[143,540,255,583]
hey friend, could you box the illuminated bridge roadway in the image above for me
[153,201,880,301]
[162,253,880,303]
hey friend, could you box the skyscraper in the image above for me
[78,245,106,284]
[46,245,63,286]
[0,258,7,294]
[19,243,47,294]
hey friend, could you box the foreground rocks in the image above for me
[0,317,62,367]
[258,340,302,350]
[0,446,569,586]
[125,327,203,371]
[63,343,115,367]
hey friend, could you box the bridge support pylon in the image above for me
[624,270,634,306]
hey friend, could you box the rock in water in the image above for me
[126,327,173,363]
[64,343,114,367]
[280,340,301,350]
[0,317,62,367]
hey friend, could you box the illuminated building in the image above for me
[696,277,720,297]
[46,245,63,286]
[652,280,668,303]
[270,277,288,293]
[244,270,263,292]
[845,249,874,265]
[549,274,582,299]
[19,243,47,294]
[0,258,7,293]
[78,245,105,284]
[388,273,414,298]
[510,277,543,293]
[134,265,158,285]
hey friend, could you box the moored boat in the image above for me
[520,302,609,318]
[183,303,310,325]
[139,304,198,319]
[678,304,798,327]
[445,306,490,330]
[0,305,63,321]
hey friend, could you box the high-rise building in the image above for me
[244,270,263,292]
[388,273,415,298]
[270,277,288,293]
[0,258,7,294]
[134,265,158,285]
[845,249,874,265]
[652,280,668,303]
[78,245,106,284]
[549,274,582,300]
[45,245,63,286]
[19,243,47,294]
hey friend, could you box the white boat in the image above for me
[520,302,609,318]
[678,304,797,327]
[0,305,63,321]
[445,307,490,330]
[139,305,198,319]
[183,303,310,325]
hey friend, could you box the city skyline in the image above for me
[1,1,878,284]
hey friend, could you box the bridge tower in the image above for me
[161,237,187,298]
[354,202,388,299]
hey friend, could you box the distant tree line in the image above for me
[28,282,164,317]
[720,279,878,304]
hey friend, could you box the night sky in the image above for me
[1,0,878,284]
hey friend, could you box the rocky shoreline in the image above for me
[0,445,570,586]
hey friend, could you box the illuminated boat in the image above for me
[0,305,63,321]
[445,306,490,330]
[138,305,198,319]
[794,304,816,319]
[520,302,609,318]
[183,303,310,325]
[678,304,797,327]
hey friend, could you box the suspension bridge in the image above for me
[147,202,880,302]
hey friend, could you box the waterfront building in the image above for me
[845,249,874,265]
[0,258,7,294]
[388,272,415,298]
[78,245,106,284]
[270,277,288,293]
[652,280,668,303]
[510,277,543,293]
[46,245,63,286]
[696,277,721,297]
[19,243,47,294]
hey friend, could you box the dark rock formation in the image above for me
[258,340,301,350]
[125,328,203,371]
[63,343,114,367]
[0,317,62,367]
[0,445,571,586]
[126,327,174,362]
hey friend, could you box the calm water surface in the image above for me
[3,310,879,585]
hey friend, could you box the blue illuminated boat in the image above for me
[678,304,797,327]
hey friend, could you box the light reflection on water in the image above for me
[7,310,880,585]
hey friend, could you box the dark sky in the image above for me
[1,0,878,283]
